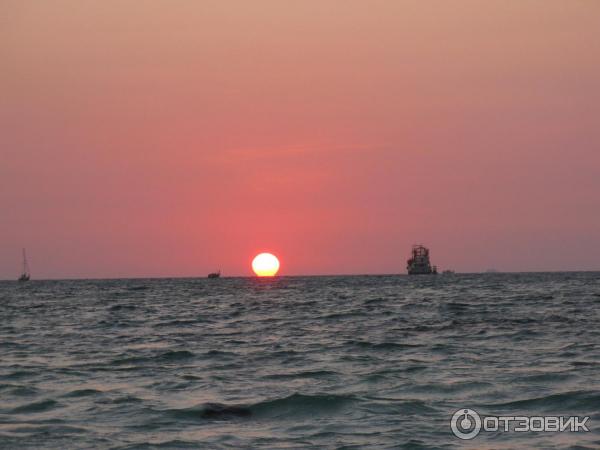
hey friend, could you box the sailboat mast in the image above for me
[22,248,28,274]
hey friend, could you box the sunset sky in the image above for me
[2,1,599,279]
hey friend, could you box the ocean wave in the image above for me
[117,439,200,449]
[166,403,252,420]
[510,372,574,383]
[251,393,357,418]
[362,398,438,415]
[110,394,145,404]
[62,388,103,398]
[0,370,34,381]
[0,384,39,396]
[165,393,356,421]
[571,360,600,367]
[262,369,339,380]
[441,301,471,310]
[0,424,87,437]
[127,285,150,291]
[111,350,195,366]
[109,304,137,311]
[485,390,600,412]
[0,341,27,349]
[10,399,60,414]
[345,340,420,351]
[155,319,201,328]
[153,349,195,361]
[205,349,237,357]
[320,311,362,320]
[408,380,494,395]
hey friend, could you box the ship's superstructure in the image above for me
[407,245,437,275]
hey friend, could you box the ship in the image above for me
[18,248,30,282]
[207,270,221,279]
[407,244,437,275]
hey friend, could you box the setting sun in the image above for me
[252,253,280,277]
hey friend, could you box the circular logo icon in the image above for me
[451,408,482,440]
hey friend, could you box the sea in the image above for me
[1,273,599,449]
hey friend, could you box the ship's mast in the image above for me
[22,248,29,275]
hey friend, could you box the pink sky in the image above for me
[1,1,599,279]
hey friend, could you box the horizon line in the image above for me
[1,269,599,282]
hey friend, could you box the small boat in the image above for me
[207,270,221,279]
[18,248,30,282]
[442,270,455,275]
[407,244,437,275]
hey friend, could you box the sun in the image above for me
[252,253,280,277]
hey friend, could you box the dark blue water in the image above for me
[1,273,599,449]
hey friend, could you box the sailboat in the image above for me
[18,248,30,282]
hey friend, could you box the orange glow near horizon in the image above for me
[252,253,280,277]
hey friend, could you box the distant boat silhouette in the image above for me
[208,270,221,279]
[407,244,437,275]
[18,248,30,282]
